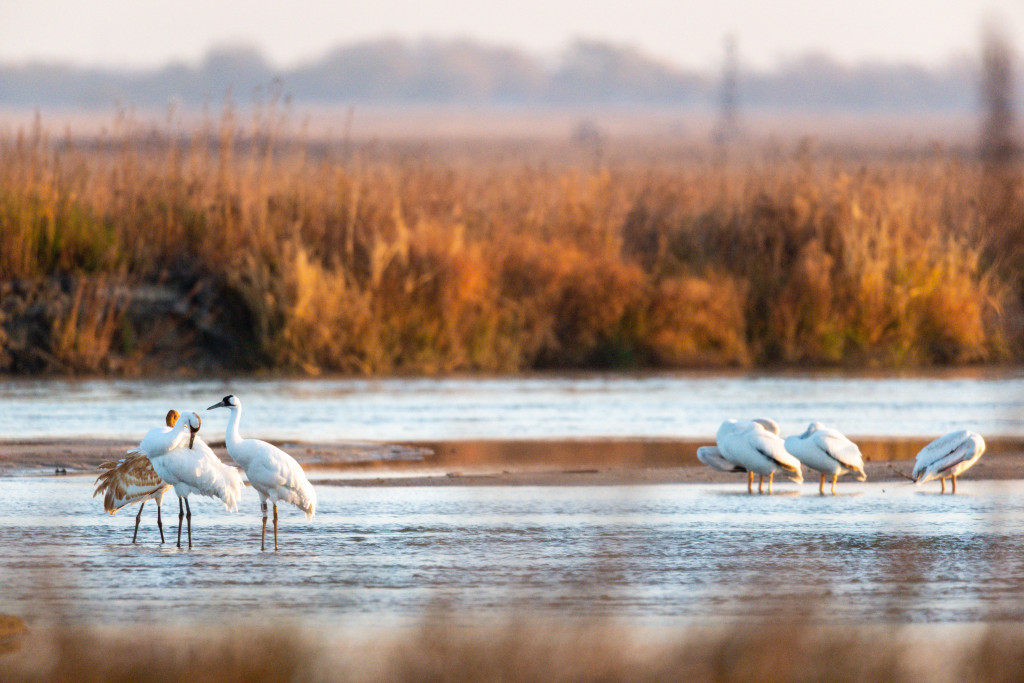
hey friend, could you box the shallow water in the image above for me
[4,477,1024,626]
[0,372,1022,441]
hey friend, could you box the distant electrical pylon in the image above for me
[713,35,740,150]
[980,24,1018,171]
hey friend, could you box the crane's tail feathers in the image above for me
[299,481,317,520]
[93,459,124,490]
[219,466,245,512]
[299,489,316,521]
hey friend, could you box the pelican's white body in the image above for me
[697,446,746,473]
[698,417,778,473]
[147,434,243,511]
[716,419,803,482]
[218,399,316,519]
[785,422,866,480]
[913,430,986,485]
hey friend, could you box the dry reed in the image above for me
[0,110,1020,374]
[1,617,1022,682]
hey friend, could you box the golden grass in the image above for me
[3,618,1024,682]
[0,110,1020,374]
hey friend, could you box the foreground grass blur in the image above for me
[2,618,1024,682]
[0,109,1020,374]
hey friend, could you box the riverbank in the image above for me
[3,437,1023,486]
[3,119,1022,376]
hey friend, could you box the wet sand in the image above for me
[3,436,1024,487]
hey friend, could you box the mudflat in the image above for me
[2,437,1023,487]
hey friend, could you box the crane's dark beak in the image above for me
[207,401,225,410]
[189,414,201,449]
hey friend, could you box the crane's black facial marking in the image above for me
[207,395,235,410]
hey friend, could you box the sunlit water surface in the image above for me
[0,372,1022,441]
[4,477,1024,627]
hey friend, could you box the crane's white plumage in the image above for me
[148,435,243,512]
[94,409,181,543]
[912,430,985,494]
[144,411,243,548]
[208,394,316,551]
[785,422,866,494]
[716,419,803,493]
[127,409,192,461]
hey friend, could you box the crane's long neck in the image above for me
[157,421,190,455]
[225,406,245,460]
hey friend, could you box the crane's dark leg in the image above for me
[273,503,279,551]
[185,498,192,549]
[132,501,145,543]
[177,497,184,548]
[156,501,165,543]
[261,501,268,551]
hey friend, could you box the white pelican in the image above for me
[144,411,244,548]
[784,422,867,495]
[700,418,781,493]
[93,409,178,543]
[912,430,986,494]
[716,419,803,493]
[207,395,316,551]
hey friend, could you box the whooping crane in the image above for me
[144,411,244,548]
[93,409,178,543]
[207,395,316,551]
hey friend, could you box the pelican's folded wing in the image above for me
[749,431,802,472]
[697,446,746,473]
[819,433,864,471]
[928,440,980,476]
[913,430,970,478]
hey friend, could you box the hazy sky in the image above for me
[1,0,1021,71]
